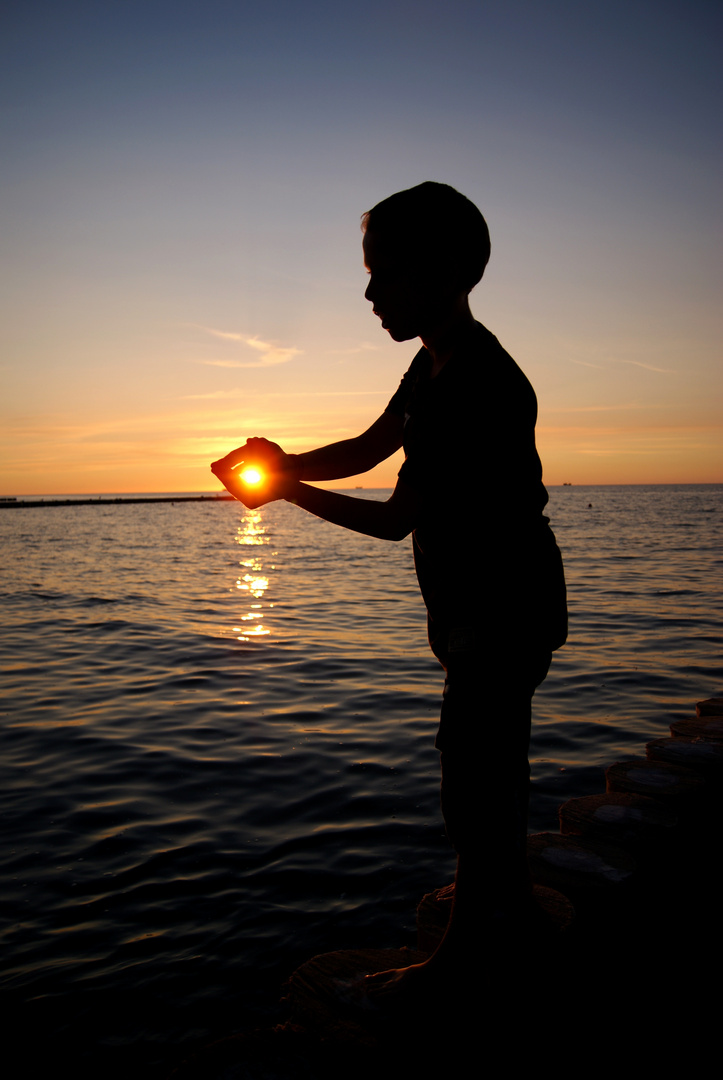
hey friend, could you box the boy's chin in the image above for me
[385,323,420,343]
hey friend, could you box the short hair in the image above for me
[361,181,491,292]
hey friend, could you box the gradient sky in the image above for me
[2,0,721,493]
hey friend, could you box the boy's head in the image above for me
[361,181,490,295]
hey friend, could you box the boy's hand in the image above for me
[210,438,299,509]
[240,438,301,480]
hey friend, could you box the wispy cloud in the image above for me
[577,448,656,456]
[183,389,245,400]
[191,325,302,367]
[548,402,660,414]
[614,359,675,374]
[183,388,388,400]
[569,356,674,374]
[326,342,381,355]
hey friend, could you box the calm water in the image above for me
[1,484,721,1074]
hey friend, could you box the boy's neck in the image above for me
[421,300,476,377]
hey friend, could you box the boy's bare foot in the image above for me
[361,959,434,1001]
[353,948,470,1014]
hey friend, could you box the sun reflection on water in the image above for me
[238,509,266,546]
[233,509,274,640]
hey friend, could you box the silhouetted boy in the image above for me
[212,182,567,1004]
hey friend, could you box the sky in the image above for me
[1,0,721,493]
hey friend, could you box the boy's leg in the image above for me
[437,651,551,920]
[362,650,552,999]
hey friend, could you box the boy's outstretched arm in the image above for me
[220,412,403,486]
[211,444,420,541]
[288,477,420,541]
[293,412,404,480]
[210,410,416,538]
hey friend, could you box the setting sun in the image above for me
[239,468,263,485]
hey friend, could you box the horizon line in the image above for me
[3,480,722,500]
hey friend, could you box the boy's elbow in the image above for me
[381,486,418,541]
[383,515,415,542]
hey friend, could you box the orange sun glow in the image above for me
[239,467,263,485]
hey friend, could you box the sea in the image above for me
[1,484,721,1075]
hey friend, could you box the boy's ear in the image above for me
[409,247,470,301]
[434,260,470,299]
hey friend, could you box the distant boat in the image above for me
[562,482,572,487]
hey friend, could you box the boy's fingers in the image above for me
[212,447,248,472]
[211,458,234,476]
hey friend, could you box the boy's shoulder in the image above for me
[386,321,537,419]
[452,322,537,407]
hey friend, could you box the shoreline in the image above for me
[0,494,235,509]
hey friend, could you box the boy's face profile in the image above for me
[363,229,458,343]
